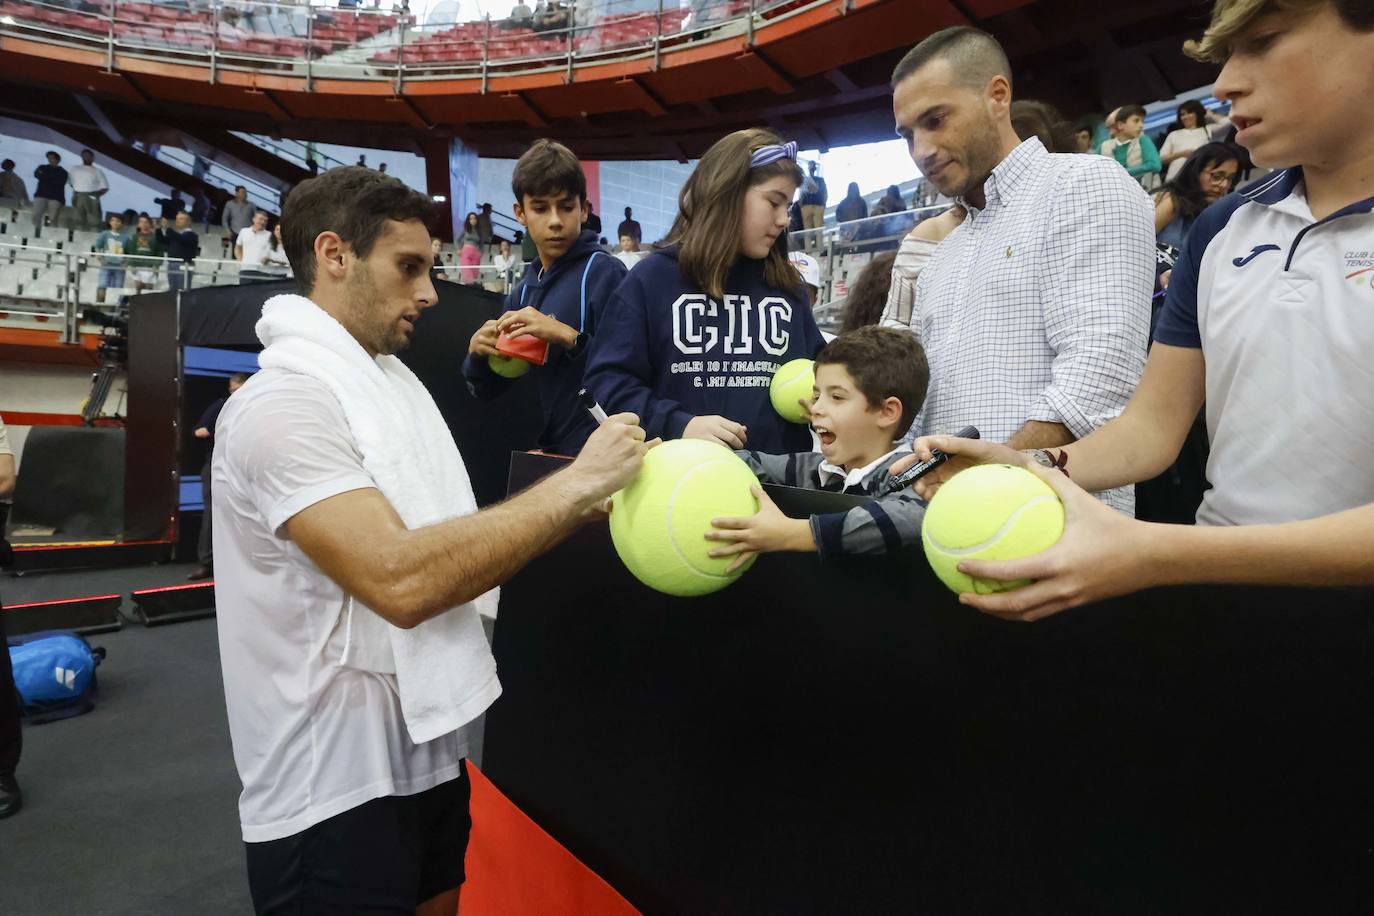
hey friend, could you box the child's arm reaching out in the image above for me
[706,485,816,572]
[706,486,927,567]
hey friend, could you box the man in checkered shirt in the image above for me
[881,27,1153,514]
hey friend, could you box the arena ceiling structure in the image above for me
[0,0,1219,171]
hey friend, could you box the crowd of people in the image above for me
[4,4,1372,914]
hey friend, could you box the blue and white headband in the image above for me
[750,140,798,169]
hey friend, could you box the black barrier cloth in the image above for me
[484,452,1374,915]
[8,428,125,539]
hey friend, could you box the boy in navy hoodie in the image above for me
[463,139,627,455]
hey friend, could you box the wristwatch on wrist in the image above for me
[1025,448,1070,476]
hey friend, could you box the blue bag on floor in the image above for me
[6,630,106,724]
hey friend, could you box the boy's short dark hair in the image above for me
[1,159,13,170]
[281,166,437,295]
[1117,104,1147,122]
[815,326,929,438]
[511,139,586,203]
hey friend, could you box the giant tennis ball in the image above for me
[770,358,814,424]
[488,353,531,378]
[609,439,760,597]
[921,464,1065,595]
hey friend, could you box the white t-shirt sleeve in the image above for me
[221,380,377,535]
[0,416,12,457]
[236,227,253,248]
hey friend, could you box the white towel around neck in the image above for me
[256,293,500,745]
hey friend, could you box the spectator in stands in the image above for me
[378,163,388,174]
[158,210,201,292]
[883,26,1152,513]
[798,160,827,241]
[190,187,211,229]
[533,0,569,33]
[67,149,109,231]
[839,250,896,333]
[582,200,602,236]
[1159,98,1233,181]
[431,237,449,281]
[1075,125,1095,153]
[263,223,292,277]
[464,138,629,455]
[222,185,255,241]
[356,153,366,166]
[0,413,20,820]
[154,188,187,226]
[94,212,129,305]
[1098,106,1121,156]
[31,150,66,234]
[788,250,821,306]
[306,156,319,177]
[506,0,533,28]
[0,159,28,205]
[1010,99,1076,153]
[613,234,643,270]
[490,237,516,289]
[216,7,250,41]
[882,204,965,334]
[458,212,482,284]
[877,184,906,214]
[189,371,248,581]
[585,128,826,454]
[476,202,494,244]
[235,209,273,281]
[1153,141,1240,259]
[868,184,913,239]
[129,213,165,293]
[835,182,868,223]
[616,206,642,245]
[1112,104,1163,189]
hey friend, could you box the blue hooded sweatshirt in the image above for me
[583,247,826,454]
[462,230,627,455]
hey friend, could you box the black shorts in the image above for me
[245,761,470,915]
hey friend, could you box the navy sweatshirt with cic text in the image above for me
[462,230,627,455]
[584,247,826,454]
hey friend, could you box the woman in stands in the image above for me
[585,128,826,454]
[1153,141,1241,253]
[459,211,482,284]
[1159,99,1232,181]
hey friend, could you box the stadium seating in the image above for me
[1,0,794,70]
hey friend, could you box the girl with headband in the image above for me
[584,128,825,453]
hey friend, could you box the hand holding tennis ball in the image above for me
[922,464,1065,596]
[924,459,1158,623]
[608,439,760,596]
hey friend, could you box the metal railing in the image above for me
[2,203,948,348]
[0,238,525,344]
[0,0,820,86]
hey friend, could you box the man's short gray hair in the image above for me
[891,26,1012,93]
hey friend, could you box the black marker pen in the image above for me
[579,388,609,425]
[879,426,980,496]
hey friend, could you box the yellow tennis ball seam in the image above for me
[664,460,759,579]
[922,494,1061,556]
